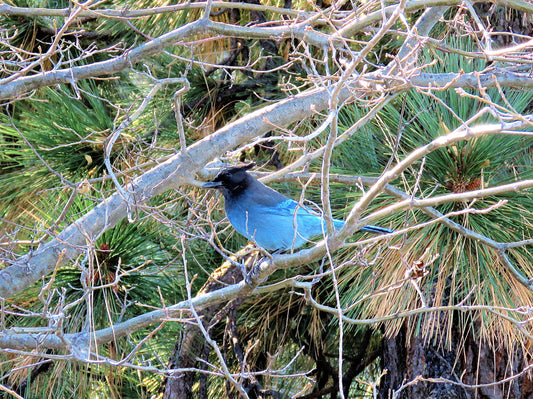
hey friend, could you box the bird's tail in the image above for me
[333,220,393,235]
[360,225,393,234]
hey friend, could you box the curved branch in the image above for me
[0,280,253,352]
[0,2,304,19]
[0,19,327,101]
[270,116,533,273]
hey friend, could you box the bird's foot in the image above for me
[245,254,271,287]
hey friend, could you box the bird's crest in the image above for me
[233,162,255,172]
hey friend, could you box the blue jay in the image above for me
[203,164,392,252]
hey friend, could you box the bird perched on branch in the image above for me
[203,164,392,252]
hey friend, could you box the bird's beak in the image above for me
[202,181,222,189]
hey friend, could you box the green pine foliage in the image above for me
[1,0,532,394]
[329,39,533,351]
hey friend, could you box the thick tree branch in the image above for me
[1,0,531,23]
[0,280,253,352]
[0,2,305,19]
[0,19,328,101]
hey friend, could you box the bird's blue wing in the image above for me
[233,199,341,251]
[260,198,299,215]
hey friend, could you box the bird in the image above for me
[202,164,393,252]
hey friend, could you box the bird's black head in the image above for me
[202,163,255,197]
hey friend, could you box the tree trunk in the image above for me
[379,322,533,399]
[163,246,260,398]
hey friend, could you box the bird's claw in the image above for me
[244,255,270,287]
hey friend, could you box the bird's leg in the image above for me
[244,247,273,286]
[235,244,260,280]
